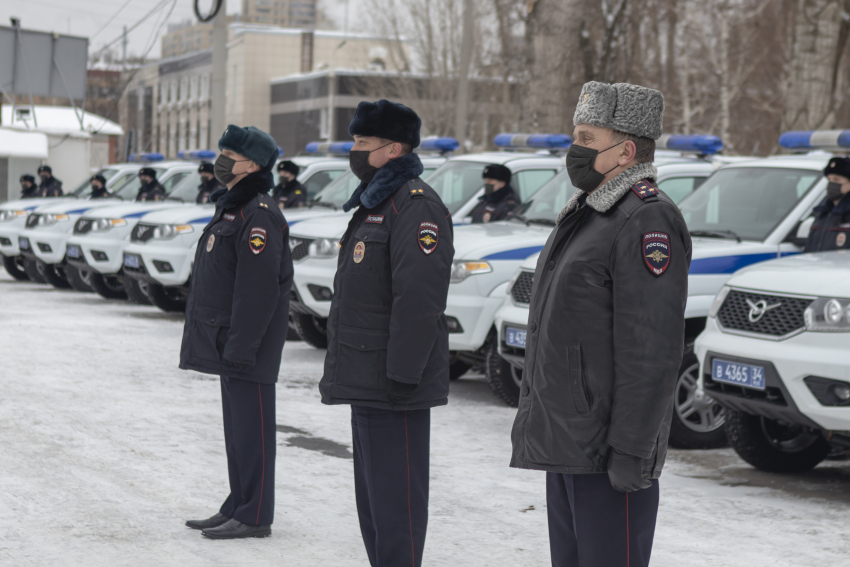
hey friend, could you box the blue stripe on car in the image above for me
[123,211,155,219]
[188,216,214,224]
[689,253,778,274]
[65,208,93,215]
[482,246,545,260]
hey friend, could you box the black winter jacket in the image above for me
[272,179,307,209]
[180,172,293,383]
[319,153,454,410]
[196,178,225,204]
[804,194,850,252]
[37,177,63,197]
[510,164,691,479]
[136,181,166,202]
[469,184,519,223]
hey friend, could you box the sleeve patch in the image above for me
[418,222,439,255]
[249,227,267,255]
[643,232,670,276]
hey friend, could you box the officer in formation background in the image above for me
[272,160,306,209]
[89,174,110,198]
[196,161,225,204]
[469,163,519,223]
[19,174,37,198]
[136,168,166,202]
[805,156,850,252]
[509,82,691,567]
[36,165,63,197]
[180,125,293,539]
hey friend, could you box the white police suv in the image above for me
[492,132,836,451]
[287,134,568,348]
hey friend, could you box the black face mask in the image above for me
[214,154,250,185]
[566,141,623,192]
[484,183,497,195]
[39,174,49,182]
[349,143,392,183]
[826,181,844,201]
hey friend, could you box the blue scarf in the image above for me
[210,170,274,210]
[343,152,424,212]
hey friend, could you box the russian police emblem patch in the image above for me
[643,232,671,277]
[249,227,267,255]
[418,222,439,254]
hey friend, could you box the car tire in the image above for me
[292,313,328,349]
[90,272,128,299]
[65,265,94,292]
[668,348,728,449]
[449,353,471,381]
[724,410,831,473]
[41,263,72,289]
[23,258,47,283]
[147,283,187,313]
[124,277,152,306]
[286,316,302,341]
[3,255,30,281]
[484,338,521,407]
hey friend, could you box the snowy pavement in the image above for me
[1,271,849,566]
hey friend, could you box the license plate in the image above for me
[67,245,81,259]
[123,254,140,269]
[18,237,29,250]
[712,359,766,390]
[505,327,527,348]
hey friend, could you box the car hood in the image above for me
[1,197,78,211]
[80,202,185,220]
[289,212,354,239]
[137,204,215,225]
[452,221,553,260]
[32,199,129,216]
[285,207,349,225]
[727,250,850,298]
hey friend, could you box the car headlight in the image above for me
[804,297,850,332]
[92,218,127,232]
[152,224,194,239]
[709,286,731,318]
[308,237,340,258]
[0,210,27,222]
[37,213,70,226]
[450,260,493,283]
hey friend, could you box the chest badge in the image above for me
[837,232,847,247]
[249,227,267,254]
[206,234,215,252]
[353,241,366,263]
[418,222,439,255]
[642,232,671,277]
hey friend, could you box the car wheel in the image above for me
[147,283,187,313]
[668,349,728,449]
[2,255,30,281]
[286,316,302,341]
[449,353,471,381]
[65,265,94,292]
[724,410,831,473]
[484,339,521,407]
[292,312,328,349]
[90,272,128,299]
[23,258,47,283]
[41,262,72,289]
[124,276,152,305]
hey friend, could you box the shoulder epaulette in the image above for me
[410,187,426,198]
[630,179,659,199]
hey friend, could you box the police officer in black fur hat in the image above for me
[271,160,306,209]
[136,168,166,202]
[89,174,111,198]
[20,175,38,199]
[319,99,454,567]
[36,165,63,197]
[196,161,224,204]
[469,163,519,223]
[805,157,850,252]
[181,125,293,540]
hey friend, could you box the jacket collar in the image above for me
[556,162,658,223]
[210,170,274,210]
[814,192,850,216]
[480,183,515,203]
[343,152,424,212]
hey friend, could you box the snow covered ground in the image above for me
[1,271,849,566]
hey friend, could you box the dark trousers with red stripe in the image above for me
[546,472,659,567]
[351,406,430,567]
[219,376,276,526]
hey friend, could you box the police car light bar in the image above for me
[177,150,217,160]
[419,137,459,153]
[656,134,723,155]
[278,146,284,157]
[493,133,573,150]
[778,130,850,151]
[128,153,164,162]
[305,141,355,155]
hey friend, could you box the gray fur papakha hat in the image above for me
[573,81,664,140]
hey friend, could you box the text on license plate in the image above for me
[67,245,81,258]
[123,254,140,268]
[19,237,29,249]
[712,359,765,390]
[505,327,527,348]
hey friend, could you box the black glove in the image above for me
[607,450,652,493]
[388,379,417,401]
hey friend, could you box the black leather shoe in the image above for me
[202,519,271,539]
[185,513,230,531]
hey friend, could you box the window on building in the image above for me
[180,78,189,102]
[200,75,209,101]
[170,81,178,103]
[160,83,167,106]
[190,76,198,101]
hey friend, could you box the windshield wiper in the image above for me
[689,229,742,243]
[166,195,185,202]
[528,218,556,226]
[506,211,530,225]
[310,200,337,210]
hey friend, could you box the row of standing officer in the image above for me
[19,166,63,198]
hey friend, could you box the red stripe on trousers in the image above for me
[405,411,414,566]
[257,384,265,525]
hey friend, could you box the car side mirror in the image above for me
[792,216,815,247]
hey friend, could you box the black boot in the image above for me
[201,519,271,539]
[185,512,230,530]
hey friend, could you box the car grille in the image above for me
[25,214,40,228]
[74,218,94,234]
[716,290,812,338]
[131,223,157,243]
[511,271,534,304]
[290,236,314,261]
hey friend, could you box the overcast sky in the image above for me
[1,0,366,62]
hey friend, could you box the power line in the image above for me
[90,0,136,41]
[89,0,172,60]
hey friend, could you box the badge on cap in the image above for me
[643,232,670,277]
[206,234,215,252]
[419,222,439,254]
[249,227,267,254]
[353,241,365,263]
[837,232,847,247]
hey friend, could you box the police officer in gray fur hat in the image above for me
[510,82,691,567]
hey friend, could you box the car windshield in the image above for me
[167,171,203,201]
[678,167,821,241]
[312,171,362,209]
[511,169,578,225]
[111,167,168,199]
[426,160,492,215]
[67,167,121,197]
